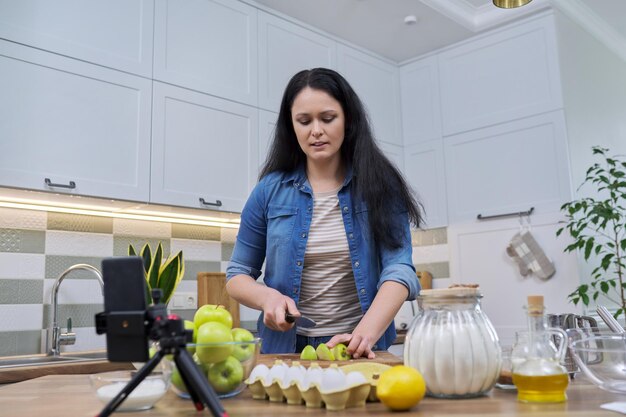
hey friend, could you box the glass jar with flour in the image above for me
[404,287,502,398]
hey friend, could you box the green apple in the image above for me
[332,343,350,360]
[300,345,317,360]
[194,304,233,330]
[207,356,244,393]
[184,319,197,355]
[171,364,188,393]
[196,321,234,364]
[231,328,255,362]
[315,343,335,361]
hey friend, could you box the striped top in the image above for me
[297,188,363,337]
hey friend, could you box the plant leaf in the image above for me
[128,244,137,257]
[139,243,152,274]
[158,254,182,305]
[147,242,163,291]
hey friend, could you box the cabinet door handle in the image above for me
[199,197,222,207]
[45,178,76,189]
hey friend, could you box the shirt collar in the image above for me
[282,163,354,188]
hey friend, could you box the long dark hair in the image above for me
[260,68,423,249]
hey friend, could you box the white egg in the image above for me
[301,366,324,390]
[320,367,347,392]
[265,362,288,385]
[345,371,367,386]
[248,364,269,382]
[282,364,306,386]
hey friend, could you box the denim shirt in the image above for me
[226,166,419,354]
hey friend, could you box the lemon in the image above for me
[376,365,426,411]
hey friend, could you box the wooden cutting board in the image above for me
[197,272,240,328]
[257,351,402,368]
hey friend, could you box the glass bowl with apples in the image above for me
[168,304,261,399]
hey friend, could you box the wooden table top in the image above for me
[0,372,624,417]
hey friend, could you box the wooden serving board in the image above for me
[257,351,402,368]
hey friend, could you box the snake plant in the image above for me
[128,242,185,306]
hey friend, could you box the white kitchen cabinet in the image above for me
[447,212,581,341]
[151,82,258,213]
[0,0,154,77]
[337,44,402,146]
[404,140,447,229]
[378,142,404,173]
[258,10,337,112]
[154,0,258,106]
[399,55,442,146]
[438,14,562,136]
[258,110,277,175]
[0,40,151,201]
[444,111,571,224]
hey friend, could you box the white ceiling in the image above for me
[252,0,626,62]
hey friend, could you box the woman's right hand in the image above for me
[261,289,299,332]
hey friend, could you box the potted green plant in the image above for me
[128,242,185,306]
[557,147,626,322]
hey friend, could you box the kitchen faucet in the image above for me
[48,263,104,356]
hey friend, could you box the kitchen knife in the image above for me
[285,312,317,328]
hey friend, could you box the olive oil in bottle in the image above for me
[511,296,569,403]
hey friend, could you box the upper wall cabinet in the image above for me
[151,82,259,213]
[0,41,152,201]
[404,140,447,229]
[0,0,154,77]
[258,11,336,112]
[258,110,277,175]
[154,0,258,106]
[438,15,562,136]
[337,45,402,146]
[400,55,442,146]
[444,110,571,223]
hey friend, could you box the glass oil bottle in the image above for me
[511,295,569,403]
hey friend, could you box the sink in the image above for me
[0,351,108,369]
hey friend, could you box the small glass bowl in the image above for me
[168,338,261,399]
[89,361,172,411]
[570,333,626,394]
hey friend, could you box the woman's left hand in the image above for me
[327,332,376,359]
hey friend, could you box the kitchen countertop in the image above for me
[0,367,623,416]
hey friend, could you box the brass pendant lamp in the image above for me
[493,0,533,8]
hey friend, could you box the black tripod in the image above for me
[96,292,228,417]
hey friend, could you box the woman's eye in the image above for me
[298,119,310,125]
[322,117,335,123]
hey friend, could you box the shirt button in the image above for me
[307,206,312,211]
[343,206,349,213]
[297,261,302,266]
[295,182,299,187]
[360,288,366,294]
[349,233,354,239]
[301,232,307,238]
[354,261,360,268]
[293,288,298,294]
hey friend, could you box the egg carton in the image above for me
[244,360,376,411]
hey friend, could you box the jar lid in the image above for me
[418,287,482,298]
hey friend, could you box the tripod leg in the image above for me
[174,348,228,417]
[97,351,165,417]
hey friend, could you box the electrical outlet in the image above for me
[170,292,197,310]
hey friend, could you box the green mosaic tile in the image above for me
[0,330,41,356]
[411,227,447,246]
[413,262,449,279]
[172,224,220,241]
[42,304,103,328]
[221,242,234,262]
[47,212,113,233]
[183,260,222,281]
[45,255,104,280]
[0,229,45,253]
[113,237,171,257]
[0,279,43,304]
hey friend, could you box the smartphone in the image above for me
[101,257,149,362]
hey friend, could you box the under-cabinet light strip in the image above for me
[0,201,240,229]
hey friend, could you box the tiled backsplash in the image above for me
[0,206,448,356]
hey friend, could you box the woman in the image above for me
[226,68,422,359]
